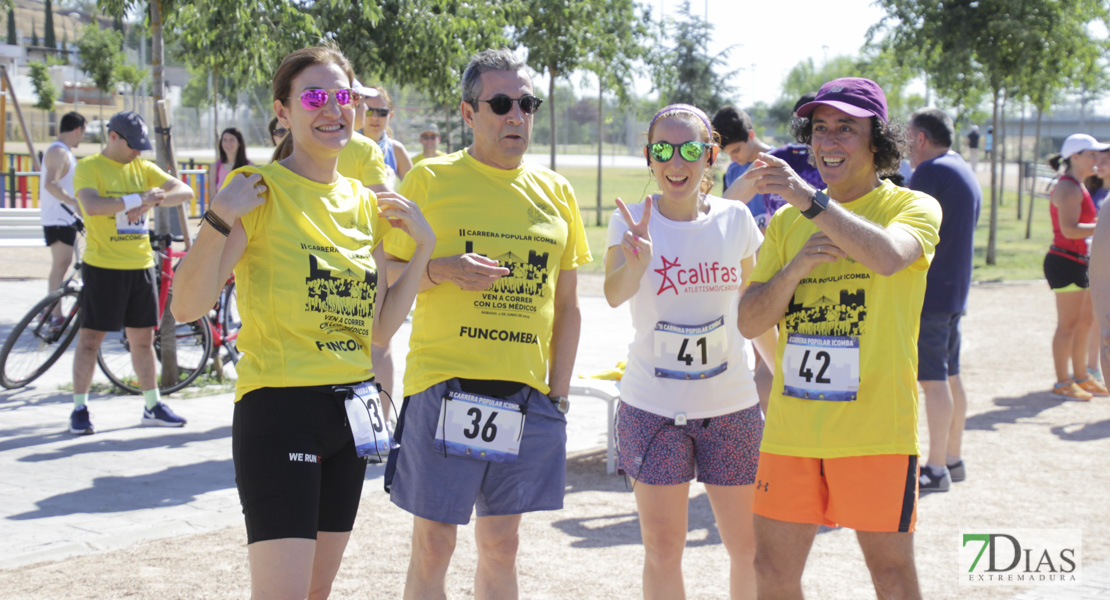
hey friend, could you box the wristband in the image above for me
[121,193,142,211]
[426,259,439,285]
[203,210,232,237]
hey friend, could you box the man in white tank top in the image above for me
[40,111,86,300]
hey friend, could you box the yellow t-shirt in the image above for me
[232,162,391,401]
[751,180,941,458]
[385,151,592,396]
[73,154,171,270]
[411,150,446,165]
[336,131,388,187]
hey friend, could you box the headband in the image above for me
[649,104,713,139]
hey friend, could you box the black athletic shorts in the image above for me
[80,263,158,331]
[43,225,77,247]
[233,384,370,544]
[1044,251,1089,290]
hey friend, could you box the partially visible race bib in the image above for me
[653,316,728,380]
[435,390,525,463]
[115,209,150,235]
[342,381,392,458]
[781,333,860,401]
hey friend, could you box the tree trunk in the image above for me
[444,106,451,153]
[1016,98,1026,220]
[998,93,1007,207]
[986,89,1000,266]
[1026,105,1044,240]
[548,70,556,171]
[150,0,179,386]
[596,77,603,227]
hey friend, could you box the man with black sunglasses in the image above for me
[383,48,590,598]
[67,111,195,435]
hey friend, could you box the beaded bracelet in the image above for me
[203,210,231,237]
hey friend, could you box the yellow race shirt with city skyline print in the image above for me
[385,151,592,396]
[751,180,941,458]
[73,154,171,270]
[230,162,390,401]
[337,131,389,188]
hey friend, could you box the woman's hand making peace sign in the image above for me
[615,196,654,271]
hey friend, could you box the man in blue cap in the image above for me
[67,111,196,435]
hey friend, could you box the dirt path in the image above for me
[1,278,1108,599]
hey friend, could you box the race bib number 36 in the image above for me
[781,333,860,401]
[435,391,525,463]
[653,316,728,380]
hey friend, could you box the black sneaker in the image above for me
[69,406,94,435]
[919,464,951,493]
[947,460,966,483]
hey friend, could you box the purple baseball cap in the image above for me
[795,77,888,122]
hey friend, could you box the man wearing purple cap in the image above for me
[67,111,196,435]
[738,78,941,598]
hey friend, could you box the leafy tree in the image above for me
[30,17,38,47]
[316,0,517,151]
[28,61,58,110]
[76,22,123,128]
[115,62,147,111]
[580,0,650,223]
[871,0,1110,265]
[650,0,737,115]
[515,0,602,170]
[44,0,56,49]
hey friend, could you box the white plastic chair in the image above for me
[569,380,621,474]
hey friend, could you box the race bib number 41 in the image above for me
[435,391,525,463]
[653,316,728,380]
[781,333,860,401]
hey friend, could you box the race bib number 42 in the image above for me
[653,317,728,380]
[435,391,525,463]
[781,333,860,401]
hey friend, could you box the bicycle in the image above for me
[0,221,86,389]
[95,232,240,395]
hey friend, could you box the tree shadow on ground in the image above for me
[556,450,838,549]
[8,459,235,520]
[1050,419,1110,442]
[16,426,232,461]
[964,391,1067,431]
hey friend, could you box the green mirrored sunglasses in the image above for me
[648,141,713,163]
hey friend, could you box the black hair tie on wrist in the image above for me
[203,210,231,237]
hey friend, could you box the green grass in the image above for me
[554,166,1053,281]
[972,188,1054,282]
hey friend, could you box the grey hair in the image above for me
[461,49,528,105]
[909,107,954,148]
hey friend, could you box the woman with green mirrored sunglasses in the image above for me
[604,103,775,599]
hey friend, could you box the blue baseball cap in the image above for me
[107,111,152,151]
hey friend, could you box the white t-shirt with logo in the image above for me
[607,195,763,419]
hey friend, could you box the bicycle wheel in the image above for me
[218,281,241,364]
[0,288,82,389]
[96,315,213,395]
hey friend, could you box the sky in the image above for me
[653,0,892,107]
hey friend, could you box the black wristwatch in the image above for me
[801,190,830,219]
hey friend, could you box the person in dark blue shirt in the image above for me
[906,107,982,493]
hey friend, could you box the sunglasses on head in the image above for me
[367,107,391,118]
[295,88,360,111]
[475,94,543,115]
[647,141,713,163]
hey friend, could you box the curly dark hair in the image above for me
[790,114,908,177]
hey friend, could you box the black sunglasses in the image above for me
[474,94,543,115]
[367,107,391,117]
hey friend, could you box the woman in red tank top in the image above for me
[1045,133,1109,400]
